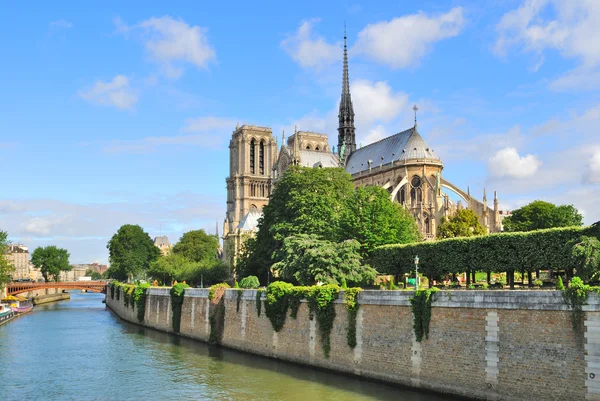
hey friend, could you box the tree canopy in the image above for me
[238,166,420,282]
[106,224,160,281]
[172,229,219,264]
[0,230,15,289]
[503,200,583,232]
[569,236,600,282]
[438,209,487,239]
[31,246,71,282]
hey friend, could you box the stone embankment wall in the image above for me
[32,292,70,305]
[107,289,600,401]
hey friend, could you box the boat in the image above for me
[2,296,34,314]
[0,303,15,324]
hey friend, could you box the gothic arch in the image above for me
[390,176,408,201]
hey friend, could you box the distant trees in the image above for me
[0,230,15,289]
[31,246,71,282]
[438,209,487,239]
[106,224,160,281]
[172,230,219,264]
[85,269,102,280]
[503,200,583,232]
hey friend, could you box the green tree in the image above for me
[341,186,420,255]
[438,209,487,239]
[31,246,71,282]
[172,229,219,264]
[570,236,600,282]
[238,166,354,280]
[85,268,102,280]
[272,234,377,286]
[0,230,15,290]
[147,253,197,285]
[503,200,583,232]
[106,224,160,281]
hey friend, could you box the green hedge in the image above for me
[372,226,597,278]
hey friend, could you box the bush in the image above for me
[556,276,565,290]
[533,279,543,288]
[239,275,260,289]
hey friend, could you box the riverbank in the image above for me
[107,288,598,401]
[32,292,70,305]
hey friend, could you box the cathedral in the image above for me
[222,32,506,265]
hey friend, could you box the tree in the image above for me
[0,230,15,290]
[438,209,487,239]
[340,186,420,255]
[503,200,583,232]
[172,230,219,264]
[106,224,160,281]
[569,236,600,282]
[85,268,102,280]
[31,246,71,282]
[272,234,377,286]
[147,253,196,285]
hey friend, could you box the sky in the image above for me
[1,0,599,264]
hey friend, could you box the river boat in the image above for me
[2,296,33,314]
[0,303,15,323]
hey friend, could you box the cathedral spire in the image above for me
[338,25,356,163]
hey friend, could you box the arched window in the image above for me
[417,188,422,203]
[259,140,265,175]
[250,139,256,174]
[410,188,416,204]
[424,214,430,234]
[306,145,311,150]
[400,187,406,204]
[315,146,320,151]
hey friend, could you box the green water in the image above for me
[0,292,457,401]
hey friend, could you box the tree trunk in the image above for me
[509,270,515,290]
[527,271,533,288]
[452,273,456,282]
[536,270,540,279]
[472,270,476,283]
[466,271,471,286]
[487,272,491,284]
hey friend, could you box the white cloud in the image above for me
[494,1,600,90]
[586,151,600,183]
[362,125,387,145]
[281,19,341,70]
[488,147,541,178]
[352,80,409,127]
[49,19,72,29]
[115,16,216,78]
[353,7,466,69]
[79,75,138,110]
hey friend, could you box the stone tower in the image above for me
[223,125,277,265]
[337,28,356,164]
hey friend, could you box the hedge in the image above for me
[371,226,599,278]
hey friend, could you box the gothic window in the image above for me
[306,145,311,150]
[315,146,320,151]
[259,140,265,175]
[260,183,265,197]
[250,139,256,174]
[417,188,422,203]
[424,214,430,234]
[411,176,421,188]
[411,188,416,204]
[400,187,406,204]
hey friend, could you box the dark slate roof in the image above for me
[345,127,441,175]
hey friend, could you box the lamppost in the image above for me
[414,255,420,290]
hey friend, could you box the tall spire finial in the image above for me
[338,24,356,158]
[342,25,349,97]
[412,104,419,128]
[281,130,285,149]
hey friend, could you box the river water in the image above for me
[0,293,457,401]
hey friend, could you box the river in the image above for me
[0,292,458,401]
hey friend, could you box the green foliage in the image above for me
[265,282,294,332]
[122,284,135,308]
[169,283,190,333]
[569,236,600,281]
[133,283,151,323]
[533,279,543,288]
[288,286,311,319]
[234,281,239,288]
[31,245,71,282]
[387,277,395,290]
[110,281,116,299]
[209,283,230,300]
[344,288,361,348]
[106,224,160,281]
[256,289,264,317]
[556,276,565,290]
[172,229,219,264]
[148,253,231,287]
[309,284,340,358]
[438,209,487,239]
[372,226,597,279]
[0,231,15,290]
[239,275,260,289]
[503,200,583,232]
[410,287,439,342]
[272,234,376,286]
[561,277,600,331]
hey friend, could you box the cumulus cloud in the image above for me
[115,16,216,78]
[352,80,409,127]
[586,151,600,183]
[281,18,341,70]
[353,7,466,69]
[488,147,541,178]
[78,75,138,110]
[494,1,600,90]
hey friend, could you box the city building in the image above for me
[223,32,507,265]
[5,244,29,280]
[154,236,172,255]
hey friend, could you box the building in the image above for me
[5,244,29,280]
[154,236,172,255]
[223,32,505,265]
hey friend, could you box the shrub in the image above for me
[239,275,260,289]
[533,279,543,288]
[133,283,151,323]
[265,281,294,332]
[556,276,565,290]
[209,283,230,300]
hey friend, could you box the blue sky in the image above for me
[1,0,599,263]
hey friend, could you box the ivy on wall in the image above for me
[256,289,264,317]
[562,277,600,332]
[209,283,228,345]
[344,288,361,349]
[133,283,151,323]
[170,283,189,333]
[409,288,439,342]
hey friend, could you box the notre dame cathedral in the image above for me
[222,33,506,265]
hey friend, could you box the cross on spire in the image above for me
[412,104,419,128]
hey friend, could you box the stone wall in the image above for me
[106,288,600,401]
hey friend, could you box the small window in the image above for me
[411,176,421,188]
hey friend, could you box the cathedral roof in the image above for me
[345,127,441,175]
[297,150,340,168]
[237,209,262,231]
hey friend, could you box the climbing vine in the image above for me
[110,281,116,299]
[289,286,312,319]
[265,282,294,332]
[208,283,228,345]
[344,288,361,349]
[122,284,135,308]
[256,289,264,317]
[116,283,121,301]
[133,283,151,323]
[236,289,243,312]
[209,283,230,300]
[409,287,439,342]
[562,277,600,331]
[170,283,189,333]
[308,285,340,358]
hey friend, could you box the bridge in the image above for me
[6,281,108,296]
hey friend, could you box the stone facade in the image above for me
[108,289,599,401]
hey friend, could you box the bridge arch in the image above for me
[6,282,108,296]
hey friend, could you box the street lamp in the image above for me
[414,255,420,290]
